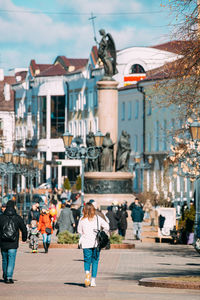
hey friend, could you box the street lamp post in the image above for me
[189,120,200,246]
[62,130,104,214]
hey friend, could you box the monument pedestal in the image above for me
[84,172,135,207]
[97,80,118,166]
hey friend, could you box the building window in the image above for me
[155,120,159,151]
[89,91,93,108]
[0,119,3,137]
[121,102,125,121]
[69,123,72,134]
[147,100,152,116]
[130,64,145,74]
[74,122,77,136]
[69,94,73,111]
[74,93,78,110]
[135,100,139,119]
[171,118,175,145]
[84,90,88,111]
[148,133,152,152]
[94,90,98,107]
[128,101,132,120]
[85,120,88,135]
[39,96,46,139]
[51,96,65,138]
[134,135,138,152]
[163,120,167,151]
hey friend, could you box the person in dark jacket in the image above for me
[0,200,27,284]
[70,204,80,233]
[27,203,40,225]
[117,204,128,237]
[106,206,119,234]
[131,198,144,241]
[57,202,75,233]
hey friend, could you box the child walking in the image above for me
[29,220,39,253]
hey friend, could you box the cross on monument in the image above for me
[88,12,97,44]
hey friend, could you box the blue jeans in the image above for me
[1,249,17,279]
[42,233,51,244]
[83,248,100,278]
[133,222,142,240]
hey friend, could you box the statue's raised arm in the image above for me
[97,29,117,79]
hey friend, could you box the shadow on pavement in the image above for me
[103,269,200,281]
[135,245,200,258]
[64,282,85,287]
[73,259,84,262]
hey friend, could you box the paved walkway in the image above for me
[0,241,200,300]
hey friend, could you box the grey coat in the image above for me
[58,207,75,233]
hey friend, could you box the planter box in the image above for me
[38,243,135,249]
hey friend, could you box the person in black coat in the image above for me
[70,204,80,233]
[0,200,27,284]
[106,206,119,234]
[27,203,40,225]
[117,204,128,237]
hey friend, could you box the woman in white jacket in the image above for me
[78,202,109,287]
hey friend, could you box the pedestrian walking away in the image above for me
[78,202,109,287]
[57,202,75,233]
[0,200,27,284]
[131,198,144,241]
[117,202,128,237]
[106,205,119,234]
[37,206,53,253]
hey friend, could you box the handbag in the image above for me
[95,216,109,250]
[45,227,52,234]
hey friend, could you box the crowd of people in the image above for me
[3,192,196,287]
[0,189,142,287]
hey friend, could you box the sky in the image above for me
[0,0,176,74]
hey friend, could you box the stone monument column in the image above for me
[97,80,118,167]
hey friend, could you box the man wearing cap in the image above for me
[0,203,6,215]
[0,200,27,284]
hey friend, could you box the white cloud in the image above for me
[0,0,171,73]
[0,0,76,46]
[57,0,142,14]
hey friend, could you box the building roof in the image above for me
[37,63,67,77]
[54,56,88,72]
[29,59,52,77]
[15,71,27,82]
[0,76,16,111]
[151,40,192,55]
[118,83,137,91]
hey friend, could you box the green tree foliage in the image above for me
[179,205,196,233]
[63,177,71,191]
[57,230,79,244]
[76,176,81,191]
[110,233,123,244]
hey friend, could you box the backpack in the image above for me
[95,216,109,249]
[1,216,17,242]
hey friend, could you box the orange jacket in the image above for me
[38,213,53,234]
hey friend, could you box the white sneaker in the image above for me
[90,280,96,287]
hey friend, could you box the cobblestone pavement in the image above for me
[0,241,200,300]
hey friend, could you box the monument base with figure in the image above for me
[84,172,135,207]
